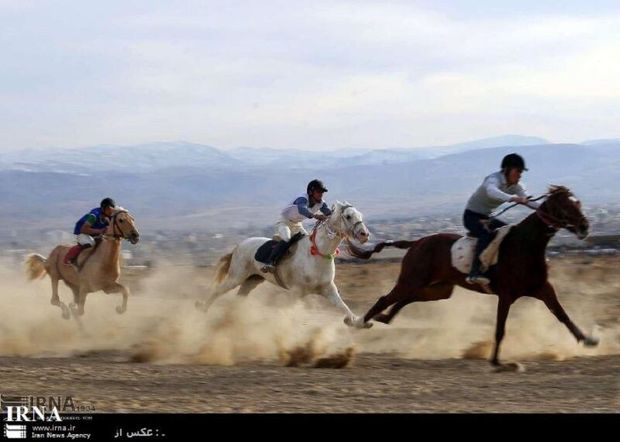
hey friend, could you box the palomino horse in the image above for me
[26,208,140,318]
[195,201,372,328]
[347,186,599,367]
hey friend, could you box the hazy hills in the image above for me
[1,136,618,232]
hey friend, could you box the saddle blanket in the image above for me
[451,225,514,274]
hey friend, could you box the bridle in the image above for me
[536,197,585,232]
[490,191,586,232]
[310,204,364,259]
[105,210,132,240]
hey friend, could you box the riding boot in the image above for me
[466,256,490,286]
[261,240,290,273]
[64,245,84,265]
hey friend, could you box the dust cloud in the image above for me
[0,256,617,367]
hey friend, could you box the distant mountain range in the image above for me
[0,135,549,173]
[0,135,618,232]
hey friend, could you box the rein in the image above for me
[535,208,563,231]
[490,192,581,231]
[535,205,582,231]
[310,223,341,260]
[489,194,548,220]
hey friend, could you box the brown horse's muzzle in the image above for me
[568,217,589,240]
[129,232,140,244]
[577,222,589,240]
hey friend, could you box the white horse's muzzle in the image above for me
[353,224,370,244]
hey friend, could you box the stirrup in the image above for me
[466,275,490,286]
[261,264,276,273]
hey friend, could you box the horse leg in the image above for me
[490,296,513,367]
[373,300,410,324]
[50,276,60,305]
[103,282,130,314]
[236,275,264,297]
[538,281,598,346]
[72,287,88,316]
[321,282,371,329]
[71,286,79,305]
[373,282,455,324]
[49,277,70,320]
[195,275,245,313]
[363,283,412,324]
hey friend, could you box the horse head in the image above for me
[540,185,589,239]
[110,208,140,244]
[329,201,370,244]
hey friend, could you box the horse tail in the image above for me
[25,254,48,280]
[345,239,419,260]
[214,249,235,283]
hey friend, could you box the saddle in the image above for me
[451,225,513,274]
[74,237,103,270]
[254,232,305,265]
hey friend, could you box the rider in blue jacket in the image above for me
[64,198,116,265]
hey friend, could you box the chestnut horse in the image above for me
[347,186,599,368]
[26,208,140,318]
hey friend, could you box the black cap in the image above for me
[100,197,116,209]
[307,179,328,193]
[501,153,528,171]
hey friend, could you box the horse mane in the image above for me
[330,201,342,217]
[330,200,355,218]
[547,185,571,195]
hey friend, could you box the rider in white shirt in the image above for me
[463,154,539,285]
[261,179,332,273]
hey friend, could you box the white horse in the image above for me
[195,201,372,328]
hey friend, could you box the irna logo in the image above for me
[5,406,62,422]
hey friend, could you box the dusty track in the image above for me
[0,256,618,412]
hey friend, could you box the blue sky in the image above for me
[1,0,620,150]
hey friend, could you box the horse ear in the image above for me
[548,184,570,195]
[332,201,343,215]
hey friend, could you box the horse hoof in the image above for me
[69,304,84,317]
[493,362,525,373]
[116,306,126,315]
[195,301,206,311]
[583,336,599,347]
[344,317,372,329]
[61,307,70,320]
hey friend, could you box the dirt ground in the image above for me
[0,256,618,412]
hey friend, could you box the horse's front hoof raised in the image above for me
[116,306,126,315]
[583,336,599,347]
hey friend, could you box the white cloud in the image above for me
[1,1,620,150]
